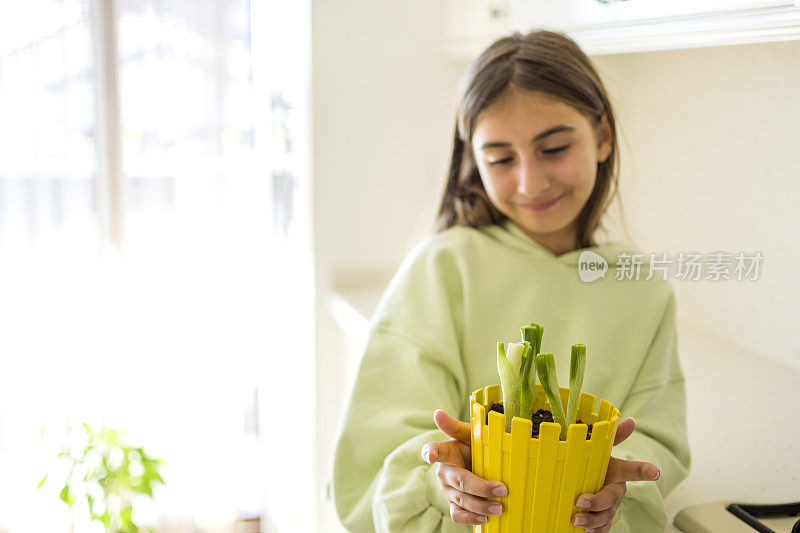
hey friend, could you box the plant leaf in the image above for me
[566,343,586,427]
[534,351,568,439]
[59,485,74,506]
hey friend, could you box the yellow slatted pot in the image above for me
[470,384,620,533]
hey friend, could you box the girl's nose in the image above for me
[517,158,550,197]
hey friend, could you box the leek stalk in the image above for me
[519,323,543,420]
[534,351,569,440]
[565,343,586,428]
[496,341,533,432]
[496,342,518,432]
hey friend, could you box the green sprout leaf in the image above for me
[566,343,586,428]
[519,323,543,420]
[534,351,568,439]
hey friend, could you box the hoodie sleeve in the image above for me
[330,237,471,532]
[608,289,692,532]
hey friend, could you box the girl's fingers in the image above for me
[572,507,614,530]
[437,463,507,499]
[433,409,471,445]
[449,502,488,526]
[612,417,635,446]
[604,456,660,484]
[574,482,626,513]
[421,439,468,468]
[442,485,503,518]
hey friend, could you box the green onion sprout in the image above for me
[496,340,533,432]
[566,343,586,429]
[495,322,586,439]
[534,351,569,440]
[519,323,543,420]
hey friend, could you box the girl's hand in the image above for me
[421,410,507,526]
[421,412,660,530]
[571,417,661,532]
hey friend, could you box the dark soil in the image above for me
[488,403,504,417]
[486,404,593,440]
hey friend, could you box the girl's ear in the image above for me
[596,112,613,164]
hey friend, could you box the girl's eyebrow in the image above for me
[479,125,575,150]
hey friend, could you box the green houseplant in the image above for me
[39,422,165,533]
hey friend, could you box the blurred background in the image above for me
[0,1,798,532]
[0,0,311,531]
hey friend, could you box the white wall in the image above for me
[592,40,800,372]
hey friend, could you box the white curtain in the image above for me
[0,0,312,531]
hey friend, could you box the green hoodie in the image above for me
[331,220,690,532]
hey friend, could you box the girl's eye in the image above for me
[543,145,569,154]
[488,145,569,165]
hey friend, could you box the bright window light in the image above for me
[0,1,312,531]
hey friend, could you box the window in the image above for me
[0,1,312,531]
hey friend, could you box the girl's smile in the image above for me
[520,192,565,212]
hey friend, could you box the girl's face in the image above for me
[471,90,612,255]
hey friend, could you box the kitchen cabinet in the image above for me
[506,1,617,31]
[614,0,795,24]
[446,0,800,57]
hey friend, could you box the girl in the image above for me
[331,29,690,533]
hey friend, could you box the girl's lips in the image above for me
[521,194,564,212]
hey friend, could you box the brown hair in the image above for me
[434,29,620,249]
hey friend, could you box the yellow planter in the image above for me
[470,384,620,533]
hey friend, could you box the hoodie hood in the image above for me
[480,219,636,267]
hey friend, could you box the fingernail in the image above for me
[492,484,508,497]
[423,450,432,463]
[573,515,588,526]
[489,503,502,515]
[576,498,591,510]
[654,467,661,480]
